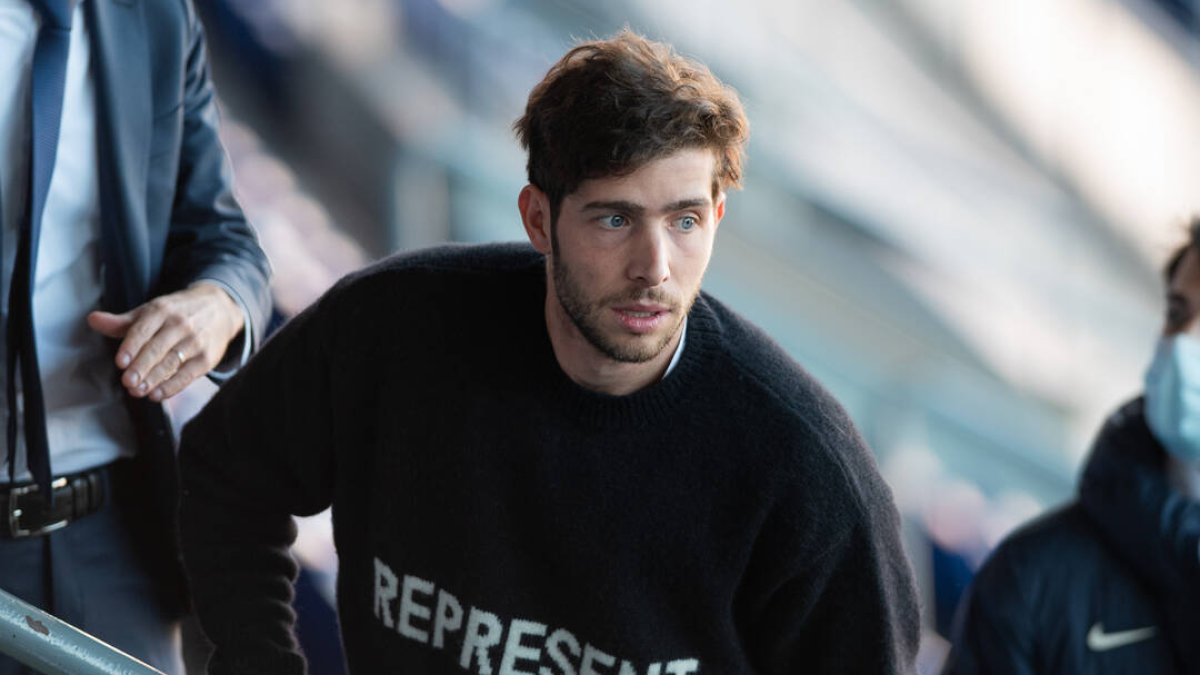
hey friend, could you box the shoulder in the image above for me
[138,0,193,31]
[335,242,541,296]
[317,242,541,329]
[131,0,196,66]
[377,241,542,274]
[971,503,1101,606]
[690,293,889,528]
[695,292,866,453]
[1094,398,1153,453]
[693,292,853,436]
[955,501,1156,662]
[1085,397,1161,469]
[265,242,541,373]
[945,506,1093,673]
[983,503,1097,569]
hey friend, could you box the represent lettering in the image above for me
[398,574,434,643]
[433,589,463,649]
[542,628,581,675]
[581,644,616,675]
[499,619,548,675]
[371,556,701,674]
[374,558,399,628]
[461,608,504,674]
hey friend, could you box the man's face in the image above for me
[524,148,725,372]
[1166,247,1200,337]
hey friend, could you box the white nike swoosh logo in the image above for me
[1086,622,1157,651]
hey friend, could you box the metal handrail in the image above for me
[0,586,165,674]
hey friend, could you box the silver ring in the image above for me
[175,350,186,366]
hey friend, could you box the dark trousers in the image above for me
[0,463,185,674]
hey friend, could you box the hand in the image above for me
[87,283,244,402]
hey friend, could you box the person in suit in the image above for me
[0,0,270,672]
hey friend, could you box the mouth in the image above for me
[612,305,672,333]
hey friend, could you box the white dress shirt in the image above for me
[0,0,135,482]
[664,317,686,378]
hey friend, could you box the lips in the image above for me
[612,304,671,333]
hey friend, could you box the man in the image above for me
[179,31,919,674]
[942,219,1200,673]
[0,0,270,672]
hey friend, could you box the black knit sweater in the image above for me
[179,243,919,674]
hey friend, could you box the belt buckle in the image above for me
[8,477,69,538]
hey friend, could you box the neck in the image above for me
[1167,455,1200,500]
[544,293,680,397]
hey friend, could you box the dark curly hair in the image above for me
[514,29,749,221]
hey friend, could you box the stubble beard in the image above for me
[551,249,694,365]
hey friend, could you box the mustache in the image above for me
[602,288,679,309]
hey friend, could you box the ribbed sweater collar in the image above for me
[519,265,725,429]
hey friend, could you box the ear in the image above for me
[714,191,726,228]
[519,185,553,255]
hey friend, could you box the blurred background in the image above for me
[179,0,1200,671]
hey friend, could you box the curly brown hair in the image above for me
[514,29,749,220]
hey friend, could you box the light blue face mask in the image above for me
[1144,335,1200,464]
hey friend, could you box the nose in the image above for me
[627,226,670,287]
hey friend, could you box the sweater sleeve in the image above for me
[940,545,1038,675]
[178,283,343,675]
[745,438,921,674]
[758,519,920,673]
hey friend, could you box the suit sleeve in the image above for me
[940,545,1038,675]
[155,2,271,366]
[178,283,342,675]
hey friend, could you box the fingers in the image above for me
[120,313,178,390]
[135,337,195,398]
[113,299,170,371]
[147,349,209,402]
[86,311,135,340]
[104,286,245,401]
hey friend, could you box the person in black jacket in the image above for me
[942,217,1200,674]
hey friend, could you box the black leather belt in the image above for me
[0,467,106,538]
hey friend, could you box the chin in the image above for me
[596,331,676,365]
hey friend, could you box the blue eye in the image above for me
[678,215,698,231]
[601,215,627,229]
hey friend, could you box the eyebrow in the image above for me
[581,197,711,215]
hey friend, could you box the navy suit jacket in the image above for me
[82,0,271,606]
